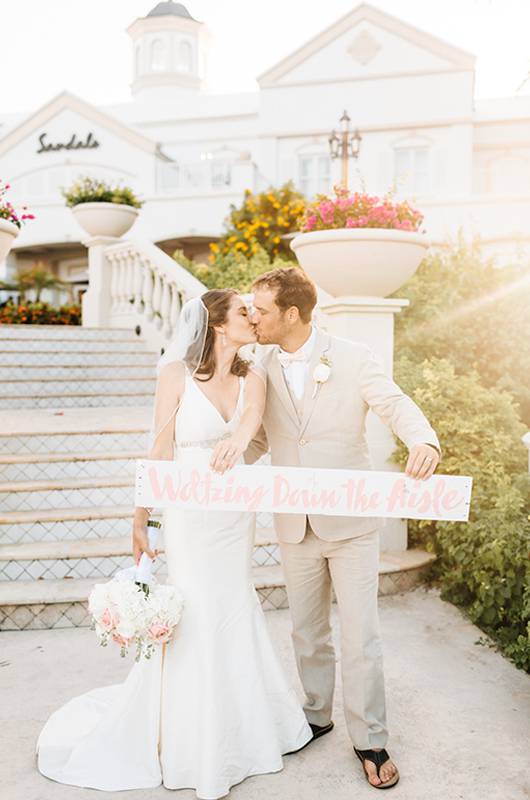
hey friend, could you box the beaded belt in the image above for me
[177,434,232,449]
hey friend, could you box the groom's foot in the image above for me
[283,721,334,755]
[354,746,399,788]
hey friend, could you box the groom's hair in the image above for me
[251,267,317,323]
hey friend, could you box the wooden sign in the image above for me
[135,460,472,522]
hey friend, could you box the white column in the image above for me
[81,236,119,328]
[319,295,409,552]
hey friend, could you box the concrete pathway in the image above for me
[1,587,528,800]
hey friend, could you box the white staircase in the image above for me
[0,327,156,409]
[0,322,436,631]
[0,324,292,629]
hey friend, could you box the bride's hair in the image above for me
[194,289,250,381]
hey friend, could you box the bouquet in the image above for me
[88,520,184,661]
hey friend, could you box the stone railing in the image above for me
[82,236,206,351]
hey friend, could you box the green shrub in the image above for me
[212,181,306,261]
[0,300,81,325]
[392,355,530,670]
[393,241,530,426]
[0,266,69,302]
[175,244,299,292]
[62,176,143,208]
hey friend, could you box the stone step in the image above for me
[0,563,289,629]
[0,377,156,397]
[0,450,144,481]
[0,339,154,353]
[0,430,149,456]
[6,365,156,379]
[0,325,139,341]
[0,502,273,544]
[0,394,154,409]
[0,550,437,630]
[0,527,279,581]
[0,504,142,544]
[0,351,157,367]
[0,476,137,512]
[0,407,151,455]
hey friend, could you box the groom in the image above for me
[245,267,441,789]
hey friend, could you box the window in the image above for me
[177,40,193,73]
[159,162,180,190]
[298,155,330,197]
[211,160,232,188]
[149,39,165,72]
[394,147,429,195]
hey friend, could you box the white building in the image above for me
[2,0,530,302]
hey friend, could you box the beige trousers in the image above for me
[279,518,388,749]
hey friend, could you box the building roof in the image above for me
[146,2,196,20]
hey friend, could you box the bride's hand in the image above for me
[210,434,248,474]
[132,524,158,566]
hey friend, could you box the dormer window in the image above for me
[177,40,193,73]
[149,39,165,71]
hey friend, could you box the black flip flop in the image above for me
[284,721,334,755]
[354,746,400,789]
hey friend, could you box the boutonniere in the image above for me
[312,355,332,398]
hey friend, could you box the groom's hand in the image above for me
[405,443,440,481]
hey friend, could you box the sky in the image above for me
[0,0,529,114]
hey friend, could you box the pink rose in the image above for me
[112,632,131,646]
[305,214,318,230]
[101,608,114,629]
[148,623,171,643]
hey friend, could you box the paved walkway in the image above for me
[1,587,528,800]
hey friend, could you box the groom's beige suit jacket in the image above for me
[245,328,441,543]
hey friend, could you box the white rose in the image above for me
[313,363,331,384]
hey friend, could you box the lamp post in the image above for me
[328,110,362,189]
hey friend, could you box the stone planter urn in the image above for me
[290,228,429,297]
[72,202,139,238]
[0,218,20,262]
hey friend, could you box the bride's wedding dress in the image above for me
[36,371,312,798]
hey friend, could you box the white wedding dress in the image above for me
[36,372,312,798]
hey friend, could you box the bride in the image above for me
[36,289,313,798]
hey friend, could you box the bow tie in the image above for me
[277,349,308,369]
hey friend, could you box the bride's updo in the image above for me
[194,289,250,381]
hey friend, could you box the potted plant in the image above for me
[0,180,35,262]
[62,176,143,238]
[290,184,428,297]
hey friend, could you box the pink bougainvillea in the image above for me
[300,184,423,233]
[0,179,35,229]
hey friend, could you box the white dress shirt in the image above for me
[277,326,317,400]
